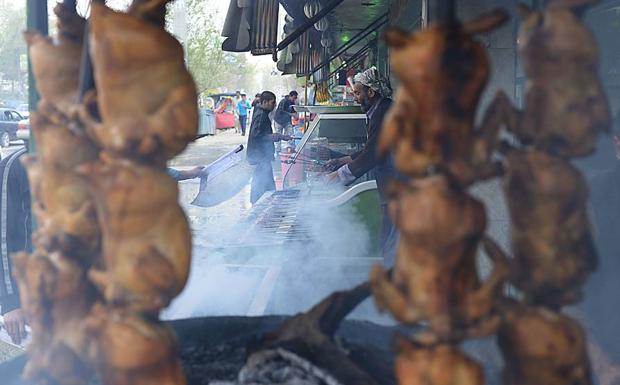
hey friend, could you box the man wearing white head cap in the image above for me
[325,67,399,267]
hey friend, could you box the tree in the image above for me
[186,0,257,96]
[0,3,27,102]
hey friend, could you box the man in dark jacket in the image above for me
[0,148,31,344]
[247,91,291,204]
[273,90,298,152]
[325,67,398,267]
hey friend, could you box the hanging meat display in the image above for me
[373,1,611,385]
[15,1,197,385]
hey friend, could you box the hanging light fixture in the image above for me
[320,31,333,48]
[314,17,329,32]
[303,0,321,18]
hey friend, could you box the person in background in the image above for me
[325,67,398,267]
[167,166,204,181]
[233,90,242,133]
[581,112,620,377]
[251,93,261,109]
[0,148,31,344]
[274,90,298,153]
[237,94,251,136]
[247,91,292,204]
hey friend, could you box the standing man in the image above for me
[233,90,242,133]
[274,90,298,153]
[0,148,31,344]
[325,67,397,267]
[251,93,261,109]
[247,91,292,204]
[237,94,251,136]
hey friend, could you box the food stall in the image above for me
[7,1,618,385]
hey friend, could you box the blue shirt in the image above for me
[237,100,251,116]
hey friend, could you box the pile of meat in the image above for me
[14,1,197,384]
[372,1,613,385]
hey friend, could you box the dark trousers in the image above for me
[379,204,399,268]
[251,161,276,204]
[239,115,247,135]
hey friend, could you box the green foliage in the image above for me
[0,4,27,101]
[186,0,257,96]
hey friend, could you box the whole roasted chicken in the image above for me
[503,149,597,306]
[25,2,85,114]
[79,157,191,313]
[482,0,610,158]
[498,305,592,385]
[371,175,509,341]
[379,10,508,183]
[12,250,95,385]
[396,338,484,385]
[85,305,185,385]
[82,2,198,164]
[25,2,100,259]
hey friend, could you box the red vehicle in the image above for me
[210,93,236,130]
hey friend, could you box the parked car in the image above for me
[17,103,29,119]
[16,117,30,142]
[0,108,26,147]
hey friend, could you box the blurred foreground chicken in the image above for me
[505,0,611,157]
[371,176,509,342]
[379,10,508,184]
[503,149,597,307]
[498,305,592,385]
[81,2,197,164]
[24,2,100,259]
[85,305,185,385]
[79,157,191,314]
[12,250,95,385]
[396,338,484,385]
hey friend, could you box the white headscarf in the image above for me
[353,67,392,98]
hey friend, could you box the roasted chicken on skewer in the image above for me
[379,10,508,184]
[85,304,186,385]
[81,2,198,164]
[498,304,593,385]
[396,338,484,385]
[503,149,597,307]
[371,175,509,342]
[12,250,95,385]
[79,157,191,314]
[482,0,610,158]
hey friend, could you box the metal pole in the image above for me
[304,75,309,132]
[26,0,48,113]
